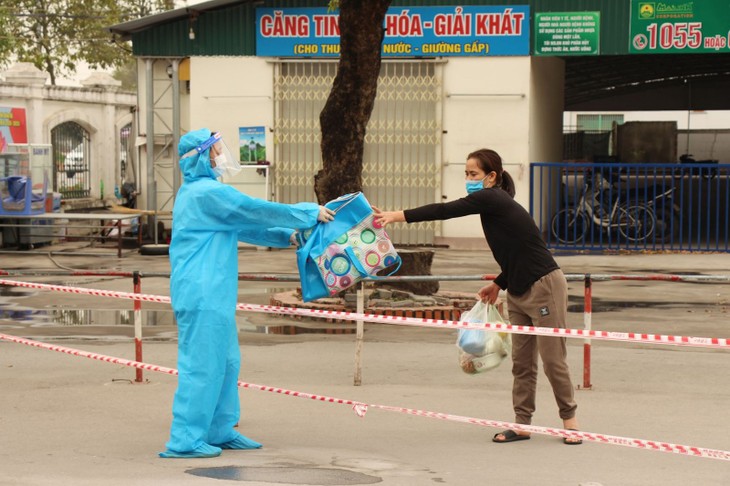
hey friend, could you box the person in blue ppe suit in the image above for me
[160,128,335,458]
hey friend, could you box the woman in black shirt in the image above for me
[374,148,581,445]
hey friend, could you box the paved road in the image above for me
[1,245,729,485]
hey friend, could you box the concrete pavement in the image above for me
[1,244,729,485]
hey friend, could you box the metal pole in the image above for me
[354,282,365,386]
[145,59,156,240]
[581,274,593,390]
[133,271,143,383]
[116,219,123,258]
[153,180,158,245]
[685,79,691,155]
[171,59,181,197]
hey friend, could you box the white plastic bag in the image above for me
[456,301,511,374]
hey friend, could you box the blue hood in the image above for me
[178,128,217,181]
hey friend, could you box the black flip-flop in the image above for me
[563,429,583,445]
[493,430,530,443]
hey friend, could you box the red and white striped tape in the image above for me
[0,278,728,349]
[0,332,727,461]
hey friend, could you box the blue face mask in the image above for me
[466,176,487,194]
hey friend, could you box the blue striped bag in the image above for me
[296,192,401,302]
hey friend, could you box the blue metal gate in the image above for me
[530,162,730,252]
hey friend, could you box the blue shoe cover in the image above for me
[213,433,262,450]
[158,443,222,459]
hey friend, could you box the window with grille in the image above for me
[52,122,91,198]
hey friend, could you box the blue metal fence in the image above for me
[530,162,730,252]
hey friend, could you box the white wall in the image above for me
[529,57,565,230]
[188,57,273,201]
[439,56,531,244]
[437,56,563,245]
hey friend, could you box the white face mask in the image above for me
[214,153,227,168]
[212,152,240,178]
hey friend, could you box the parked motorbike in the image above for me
[678,153,719,179]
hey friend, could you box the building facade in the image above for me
[0,63,136,209]
[110,0,730,248]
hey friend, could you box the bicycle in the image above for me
[550,171,655,245]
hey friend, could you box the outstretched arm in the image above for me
[238,227,294,248]
[373,206,406,227]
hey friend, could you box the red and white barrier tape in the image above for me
[0,332,727,461]
[1,278,728,349]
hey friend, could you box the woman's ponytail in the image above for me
[501,170,516,198]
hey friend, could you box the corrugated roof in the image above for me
[109,0,250,37]
[110,0,331,56]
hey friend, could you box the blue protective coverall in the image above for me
[160,128,321,458]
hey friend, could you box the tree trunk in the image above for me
[316,0,391,204]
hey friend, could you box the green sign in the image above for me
[630,0,730,53]
[535,12,600,56]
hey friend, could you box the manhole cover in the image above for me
[186,466,382,484]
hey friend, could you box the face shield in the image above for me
[181,132,241,178]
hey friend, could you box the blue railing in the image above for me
[530,162,730,252]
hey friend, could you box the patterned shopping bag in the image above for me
[296,192,401,302]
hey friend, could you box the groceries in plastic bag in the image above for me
[456,300,511,374]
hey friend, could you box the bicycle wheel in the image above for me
[653,206,680,243]
[619,205,655,243]
[550,208,588,244]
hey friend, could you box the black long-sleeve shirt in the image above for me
[403,188,558,295]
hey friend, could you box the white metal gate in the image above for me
[273,61,442,245]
